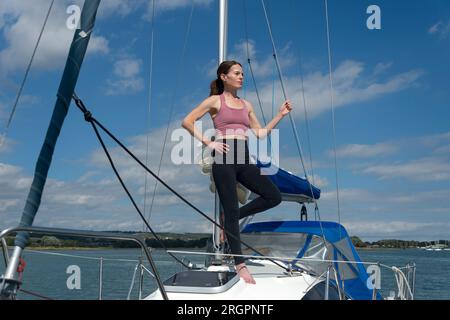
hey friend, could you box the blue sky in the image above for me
[0,0,449,241]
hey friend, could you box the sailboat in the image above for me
[1,0,416,300]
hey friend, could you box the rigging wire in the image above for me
[145,3,195,224]
[290,0,316,186]
[0,0,55,149]
[259,0,326,240]
[271,60,276,120]
[240,0,274,230]
[242,0,268,127]
[324,0,342,228]
[142,0,156,231]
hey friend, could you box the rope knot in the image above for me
[83,110,93,122]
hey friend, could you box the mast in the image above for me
[0,0,102,299]
[214,0,228,259]
[219,0,228,63]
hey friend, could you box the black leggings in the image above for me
[212,140,281,265]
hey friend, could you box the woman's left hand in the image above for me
[279,100,293,117]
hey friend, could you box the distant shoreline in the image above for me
[12,246,206,251]
[26,246,115,251]
[12,246,441,251]
[4,233,448,251]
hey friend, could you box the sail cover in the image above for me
[256,161,320,203]
[241,221,382,300]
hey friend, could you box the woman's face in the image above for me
[222,64,244,89]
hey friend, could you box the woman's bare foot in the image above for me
[220,229,226,244]
[236,264,256,284]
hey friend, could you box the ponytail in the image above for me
[209,78,224,96]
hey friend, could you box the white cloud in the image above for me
[321,188,374,203]
[417,132,450,149]
[205,51,422,128]
[205,39,297,80]
[325,133,450,184]
[71,0,214,21]
[333,142,397,158]
[241,60,422,121]
[0,100,6,122]
[98,0,143,17]
[362,157,450,182]
[308,175,329,189]
[105,58,144,95]
[147,0,213,16]
[0,163,31,192]
[105,78,144,96]
[0,0,109,74]
[326,186,450,208]
[345,221,450,241]
[0,160,147,231]
[435,144,450,154]
[113,58,142,78]
[2,122,450,238]
[0,199,20,213]
[373,62,393,75]
[230,40,297,79]
[428,20,450,39]
[86,119,217,226]
[0,135,14,154]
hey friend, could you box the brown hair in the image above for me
[209,60,242,96]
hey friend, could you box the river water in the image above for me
[1,248,449,300]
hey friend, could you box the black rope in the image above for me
[73,93,188,268]
[19,288,53,300]
[72,94,289,272]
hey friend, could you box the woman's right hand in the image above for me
[207,141,230,154]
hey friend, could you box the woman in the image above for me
[182,60,292,284]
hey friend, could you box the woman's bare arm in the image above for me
[182,96,216,146]
[182,95,229,154]
[246,100,292,139]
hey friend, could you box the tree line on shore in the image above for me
[3,233,210,249]
[350,236,449,248]
[4,233,448,249]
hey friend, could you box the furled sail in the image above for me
[14,0,101,249]
[1,0,102,300]
[257,161,320,203]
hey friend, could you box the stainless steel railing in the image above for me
[0,226,168,300]
[1,238,9,267]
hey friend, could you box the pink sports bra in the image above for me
[212,94,250,137]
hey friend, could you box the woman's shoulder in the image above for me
[241,98,254,110]
[205,94,221,110]
[207,94,221,102]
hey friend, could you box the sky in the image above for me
[0,0,449,241]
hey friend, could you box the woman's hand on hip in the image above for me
[207,141,230,154]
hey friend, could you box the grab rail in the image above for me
[1,238,9,266]
[0,226,168,300]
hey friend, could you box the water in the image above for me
[1,248,449,300]
[357,248,450,300]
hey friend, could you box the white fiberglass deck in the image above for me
[145,259,318,300]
